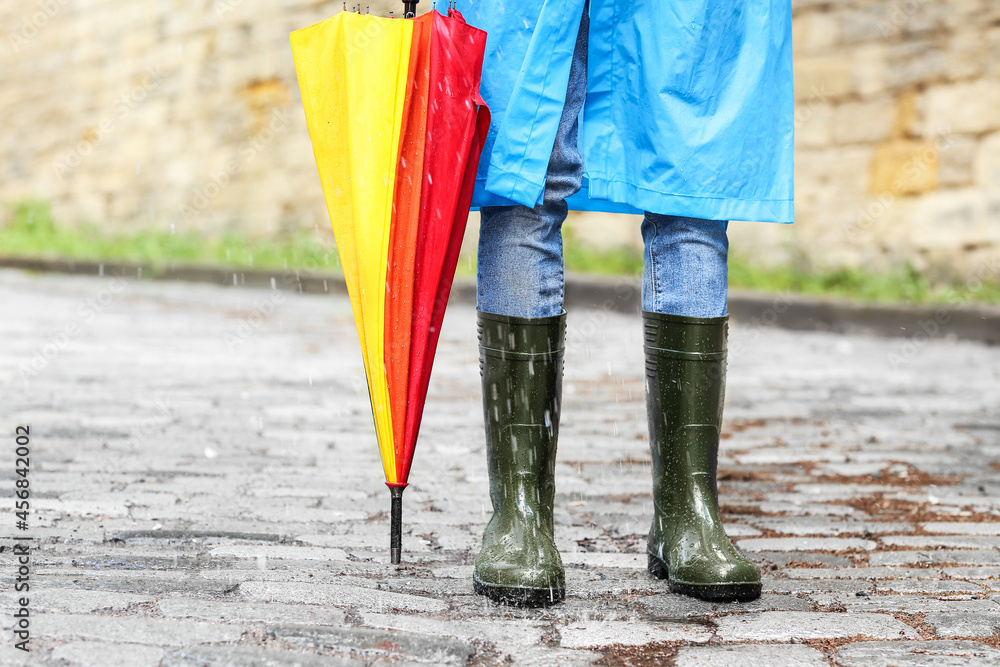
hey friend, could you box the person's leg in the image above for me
[640,214,761,601]
[473,2,589,607]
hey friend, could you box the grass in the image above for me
[2,199,998,305]
[0,200,338,273]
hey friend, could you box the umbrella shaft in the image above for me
[403,1,418,18]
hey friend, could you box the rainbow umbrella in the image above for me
[290,5,489,563]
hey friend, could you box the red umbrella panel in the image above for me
[392,10,490,487]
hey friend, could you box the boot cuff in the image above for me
[642,311,727,358]
[478,310,566,358]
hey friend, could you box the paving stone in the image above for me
[113,528,284,541]
[922,523,1000,536]
[758,502,858,516]
[158,598,347,625]
[782,567,931,580]
[37,572,239,597]
[377,576,476,596]
[873,578,984,594]
[819,461,892,476]
[162,646,363,666]
[499,646,601,666]
[737,537,877,551]
[561,552,647,568]
[881,535,1000,549]
[50,640,165,667]
[713,611,920,641]
[268,624,474,664]
[43,552,217,571]
[750,518,914,536]
[197,562,382,581]
[772,484,902,502]
[428,565,474,579]
[722,524,762,537]
[942,567,1000,580]
[640,593,810,620]
[756,551,854,567]
[836,640,1000,666]
[27,588,154,613]
[209,545,351,561]
[869,550,1000,566]
[924,612,1000,638]
[239,581,448,613]
[362,613,547,646]
[835,595,999,612]
[33,613,244,646]
[767,578,874,595]
[675,643,827,667]
[570,577,663,598]
[558,620,712,648]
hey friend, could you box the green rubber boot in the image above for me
[643,311,762,602]
[473,310,566,607]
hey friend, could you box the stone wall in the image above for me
[763,0,1000,282]
[1,0,998,280]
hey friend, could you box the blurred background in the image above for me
[1,0,998,304]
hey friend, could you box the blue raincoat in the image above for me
[452,0,794,223]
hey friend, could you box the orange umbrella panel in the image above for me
[385,16,431,478]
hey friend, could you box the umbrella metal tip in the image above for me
[390,485,404,563]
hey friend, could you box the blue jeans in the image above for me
[477,4,729,319]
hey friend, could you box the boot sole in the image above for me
[473,578,565,607]
[648,553,761,603]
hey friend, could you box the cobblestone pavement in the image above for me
[2,268,1000,666]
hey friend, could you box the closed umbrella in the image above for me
[290,4,488,563]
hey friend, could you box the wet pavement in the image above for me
[1,267,999,666]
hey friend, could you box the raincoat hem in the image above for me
[471,175,794,224]
[588,175,794,224]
